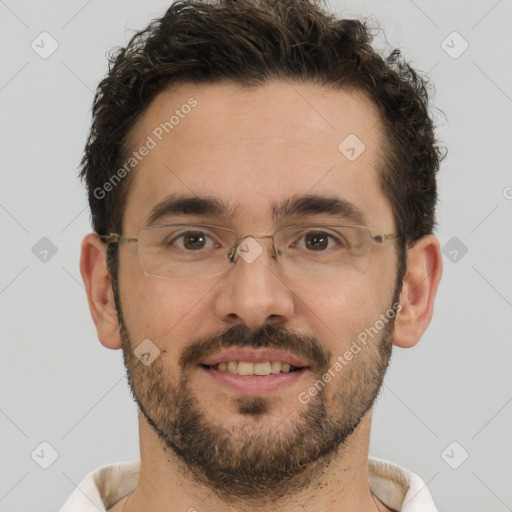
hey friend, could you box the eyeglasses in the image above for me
[100,223,398,280]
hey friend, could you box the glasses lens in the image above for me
[274,225,372,278]
[135,224,374,280]
[138,224,237,279]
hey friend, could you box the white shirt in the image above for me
[59,456,439,511]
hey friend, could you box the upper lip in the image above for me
[201,348,309,368]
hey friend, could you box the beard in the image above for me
[114,299,396,505]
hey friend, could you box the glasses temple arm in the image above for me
[99,233,138,244]
[373,233,399,243]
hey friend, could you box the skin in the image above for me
[80,80,442,512]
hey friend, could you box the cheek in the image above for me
[289,278,389,353]
[118,271,210,353]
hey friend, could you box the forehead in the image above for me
[122,80,392,232]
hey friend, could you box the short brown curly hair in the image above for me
[80,0,445,280]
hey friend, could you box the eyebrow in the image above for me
[144,193,367,227]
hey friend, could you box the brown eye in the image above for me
[182,232,207,250]
[171,231,214,251]
[304,232,330,251]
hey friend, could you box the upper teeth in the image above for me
[211,361,296,375]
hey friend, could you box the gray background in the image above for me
[1,0,511,510]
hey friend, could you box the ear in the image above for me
[393,234,443,348]
[80,233,122,350]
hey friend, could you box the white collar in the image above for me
[59,456,439,511]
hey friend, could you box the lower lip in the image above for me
[199,365,309,395]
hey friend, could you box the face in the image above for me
[113,80,401,501]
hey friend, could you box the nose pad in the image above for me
[227,236,277,266]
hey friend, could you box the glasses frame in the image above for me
[100,223,399,278]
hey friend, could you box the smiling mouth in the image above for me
[200,361,307,376]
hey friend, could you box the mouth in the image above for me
[198,349,311,395]
[200,360,306,375]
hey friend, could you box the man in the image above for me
[61,0,444,510]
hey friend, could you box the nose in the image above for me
[213,236,295,329]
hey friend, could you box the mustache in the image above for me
[179,323,331,373]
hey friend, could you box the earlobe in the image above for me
[80,233,122,350]
[392,235,443,348]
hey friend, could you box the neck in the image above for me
[112,410,393,512]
